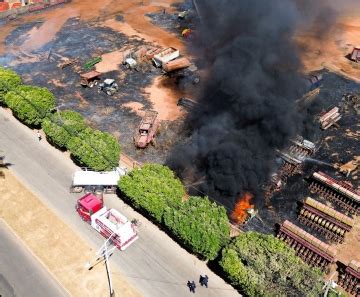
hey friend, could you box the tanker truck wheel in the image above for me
[84,186,94,194]
[71,186,83,193]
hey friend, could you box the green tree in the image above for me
[42,110,87,149]
[164,196,230,260]
[0,66,22,104]
[219,232,323,297]
[4,85,55,126]
[67,127,120,171]
[118,164,185,222]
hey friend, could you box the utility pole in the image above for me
[87,233,117,297]
[103,241,115,297]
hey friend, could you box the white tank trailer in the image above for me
[70,167,128,194]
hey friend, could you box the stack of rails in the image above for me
[309,171,360,215]
[277,220,336,272]
[298,197,354,243]
[337,260,360,296]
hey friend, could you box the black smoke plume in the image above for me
[167,0,356,210]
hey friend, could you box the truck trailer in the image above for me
[70,167,127,194]
[153,47,180,67]
[76,193,138,251]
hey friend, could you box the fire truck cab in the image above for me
[76,193,103,223]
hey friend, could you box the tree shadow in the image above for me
[0,156,13,178]
[0,156,13,169]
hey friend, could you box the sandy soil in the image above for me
[123,101,145,117]
[340,156,360,176]
[96,49,125,73]
[144,76,185,121]
[0,169,140,297]
[0,0,183,55]
[333,215,360,265]
[297,11,360,81]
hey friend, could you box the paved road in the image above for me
[0,108,240,297]
[0,220,69,297]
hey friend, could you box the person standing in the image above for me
[37,131,42,141]
[199,275,209,288]
[190,281,196,293]
[187,281,192,292]
[202,275,208,288]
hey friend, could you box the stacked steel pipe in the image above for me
[298,197,354,243]
[309,171,360,215]
[277,220,336,272]
[337,260,360,296]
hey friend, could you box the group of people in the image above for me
[187,275,209,293]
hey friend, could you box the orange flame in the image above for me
[231,192,254,224]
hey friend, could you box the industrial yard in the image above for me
[0,0,359,296]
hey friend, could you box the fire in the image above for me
[231,192,254,224]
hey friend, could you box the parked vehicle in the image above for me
[98,79,119,96]
[134,111,159,148]
[177,97,199,110]
[123,57,138,70]
[80,71,101,87]
[70,167,127,194]
[76,193,138,250]
[163,57,191,73]
[153,47,180,67]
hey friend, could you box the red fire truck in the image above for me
[76,193,138,251]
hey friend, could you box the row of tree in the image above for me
[119,163,230,260]
[0,66,120,171]
[119,164,324,296]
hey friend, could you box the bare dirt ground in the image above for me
[0,0,194,164]
[335,216,360,264]
[0,1,184,55]
[0,169,140,297]
[145,76,186,121]
[297,10,360,80]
